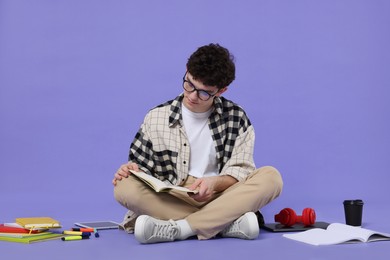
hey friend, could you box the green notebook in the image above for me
[0,232,64,243]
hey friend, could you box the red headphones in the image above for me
[274,208,316,227]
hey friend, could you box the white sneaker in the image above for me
[134,215,181,244]
[220,212,259,240]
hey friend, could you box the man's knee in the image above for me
[114,176,147,209]
[257,166,283,193]
[114,178,127,204]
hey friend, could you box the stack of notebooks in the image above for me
[0,217,64,244]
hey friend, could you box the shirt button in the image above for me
[183,161,186,164]
[184,143,187,146]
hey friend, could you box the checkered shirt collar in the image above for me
[168,94,223,127]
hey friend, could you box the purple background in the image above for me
[1,0,389,259]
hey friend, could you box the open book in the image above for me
[283,223,390,246]
[130,170,198,193]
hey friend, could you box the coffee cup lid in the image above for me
[343,199,364,205]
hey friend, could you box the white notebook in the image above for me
[283,223,390,246]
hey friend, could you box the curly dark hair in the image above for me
[186,43,235,89]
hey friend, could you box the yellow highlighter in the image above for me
[61,235,90,241]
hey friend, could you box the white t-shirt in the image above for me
[181,104,218,178]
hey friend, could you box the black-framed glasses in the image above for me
[182,73,218,101]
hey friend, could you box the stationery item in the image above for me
[130,170,198,193]
[63,231,91,236]
[0,232,50,238]
[15,217,61,229]
[283,223,390,246]
[0,232,64,243]
[61,235,90,241]
[74,221,119,230]
[0,224,43,234]
[72,227,100,237]
[72,228,95,232]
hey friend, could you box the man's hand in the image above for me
[188,175,237,202]
[112,162,140,186]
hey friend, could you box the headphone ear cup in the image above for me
[274,208,297,227]
[301,208,316,226]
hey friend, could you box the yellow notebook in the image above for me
[15,217,61,229]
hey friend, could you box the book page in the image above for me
[284,228,357,245]
[327,223,390,242]
[131,170,167,191]
[130,170,197,193]
[283,224,364,245]
[283,223,390,245]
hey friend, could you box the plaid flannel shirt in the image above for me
[128,94,256,186]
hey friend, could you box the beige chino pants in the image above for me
[114,166,283,239]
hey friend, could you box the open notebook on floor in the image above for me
[283,223,390,246]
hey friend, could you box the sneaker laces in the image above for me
[153,220,179,241]
[220,212,259,240]
[222,220,242,237]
